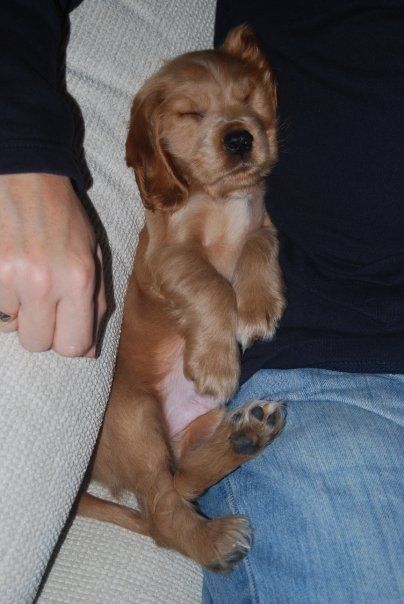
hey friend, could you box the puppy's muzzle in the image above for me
[223,129,253,158]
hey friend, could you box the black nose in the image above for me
[223,129,253,157]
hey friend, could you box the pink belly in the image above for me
[157,345,217,436]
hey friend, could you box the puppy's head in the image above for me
[126,25,277,211]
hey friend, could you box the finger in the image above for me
[85,246,107,358]
[0,316,19,333]
[85,344,96,358]
[94,246,108,347]
[52,273,96,357]
[0,286,20,333]
[17,298,56,352]
[53,296,95,357]
[84,280,107,358]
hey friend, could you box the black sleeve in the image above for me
[0,1,84,191]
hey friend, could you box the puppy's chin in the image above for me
[202,159,272,197]
[228,159,271,178]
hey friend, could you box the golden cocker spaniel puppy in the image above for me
[79,25,286,572]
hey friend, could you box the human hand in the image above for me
[0,173,106,357]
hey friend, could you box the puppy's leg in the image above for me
[80,386,253,572]
[77,492,149,534]
[233,220,285,351]
[174,400,285,502]
[77,387,173,538]
[150,246,240,403]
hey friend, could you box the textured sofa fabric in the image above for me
[0,1,214,601]
[38,486,203,604]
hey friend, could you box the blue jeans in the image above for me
[199,369,404,604]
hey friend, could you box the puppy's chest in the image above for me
[200,197,259,279]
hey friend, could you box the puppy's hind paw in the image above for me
[204,516,253,573]
[229,400,286,456]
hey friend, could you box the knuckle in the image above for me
[67,258,95,290]
[0,255,17,287]
[26,266,53,298]
[0,255,53,298]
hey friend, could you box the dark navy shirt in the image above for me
[1,1,404,378]
[216,1,404,381]
[0,1,83,188]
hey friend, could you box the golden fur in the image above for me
[78,25,286,572]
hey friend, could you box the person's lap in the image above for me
[199,368,404,604]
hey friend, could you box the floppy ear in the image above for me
[125,87,188,212]
[220,24,275,89]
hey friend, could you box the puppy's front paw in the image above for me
[236,291,285,351]
[185,337,240,403]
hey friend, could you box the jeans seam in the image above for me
[222,475,261,604]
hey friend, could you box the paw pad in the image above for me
[250,405,264,420]
[267,413,277,426]
[231,434,255,455]
[228,400,285,456]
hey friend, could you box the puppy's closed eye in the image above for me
[178,110,205,120]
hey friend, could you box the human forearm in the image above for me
[0,1,83,187]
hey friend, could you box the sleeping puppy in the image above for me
[78,25,286,572]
